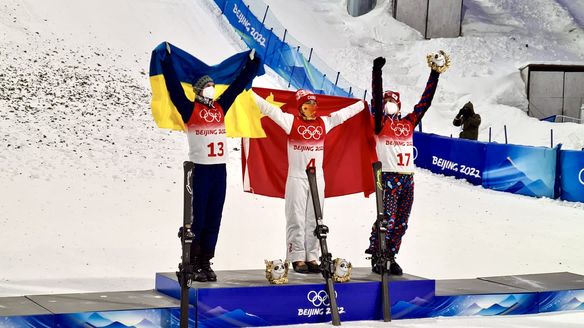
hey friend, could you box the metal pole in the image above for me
[264,27,273,60]
[504,125,508,144]
[363,89,368,101]
[319,74,327,94]
[334,72,340,86]
[287,46,300,88]
[261,4,269,24]
[276,29,287,69]
[489,127,492,143]
[301,48,314,90]
[550,129,554,148]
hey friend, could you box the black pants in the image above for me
[191,163,227,259]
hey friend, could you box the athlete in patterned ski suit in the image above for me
[254,90,365,273]
[366,52,449,275]
[162,45,261,282]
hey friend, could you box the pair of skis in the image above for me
[306,166,342,326]
[372,161,392,322]
[307,163,391,326]
[177,161,195,328]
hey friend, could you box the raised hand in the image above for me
[373,56,386,70]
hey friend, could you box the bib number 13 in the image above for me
[207,142,224,157]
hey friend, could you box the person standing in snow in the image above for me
[253,90,365,274]
[161,44,261,282]
[453,101,481,140]
[366,51,450,275]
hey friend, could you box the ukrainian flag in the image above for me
[149,42,266,137]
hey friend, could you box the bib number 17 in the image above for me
[397,153,411,166]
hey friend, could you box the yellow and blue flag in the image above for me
[149,42,266,137]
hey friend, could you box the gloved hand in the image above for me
[426,50,450,73]
[373,56,386,70]
[249,48,256,60]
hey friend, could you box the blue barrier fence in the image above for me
[414,132,583,202]
[212,0,366,99]
[559,150,584,202]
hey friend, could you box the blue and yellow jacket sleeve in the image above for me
[161,53,194,123]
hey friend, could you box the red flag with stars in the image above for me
[242,87,377,199]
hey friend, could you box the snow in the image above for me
[1,0,583,326]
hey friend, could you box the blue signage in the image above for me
[483,144,557,198]
[559,150,584,202]
[414,132,574,200]
[414,132,485,186]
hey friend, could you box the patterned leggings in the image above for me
[366,172,414,256]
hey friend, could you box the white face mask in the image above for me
[384,102,400,115]
[201,86,215,99]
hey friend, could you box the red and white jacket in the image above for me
[374,116,416,173]
[255,93,364,178]
[372,70,440,173]
[185,102,227,164]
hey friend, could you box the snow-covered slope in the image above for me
[1,0,583,326]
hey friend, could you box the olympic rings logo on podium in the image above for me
[579,168,584,186]
[199,108,222,123]
[297,125,323,140]
[307,290,335,307]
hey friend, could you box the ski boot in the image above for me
[389,257,403,276]
[306,260,321,273]
[370,253,382,274]
[292,261,309,274]
[200,256,217,282]
[190,257,208,283]
[371,254,403,275]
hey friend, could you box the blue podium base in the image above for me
[156,268,434,326]
[155,269,584,326]
[1,271,583,327]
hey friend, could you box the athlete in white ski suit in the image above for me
[254,90,364,272]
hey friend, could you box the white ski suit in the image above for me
[254,93,364,262]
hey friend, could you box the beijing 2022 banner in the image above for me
[413,132,485,186]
